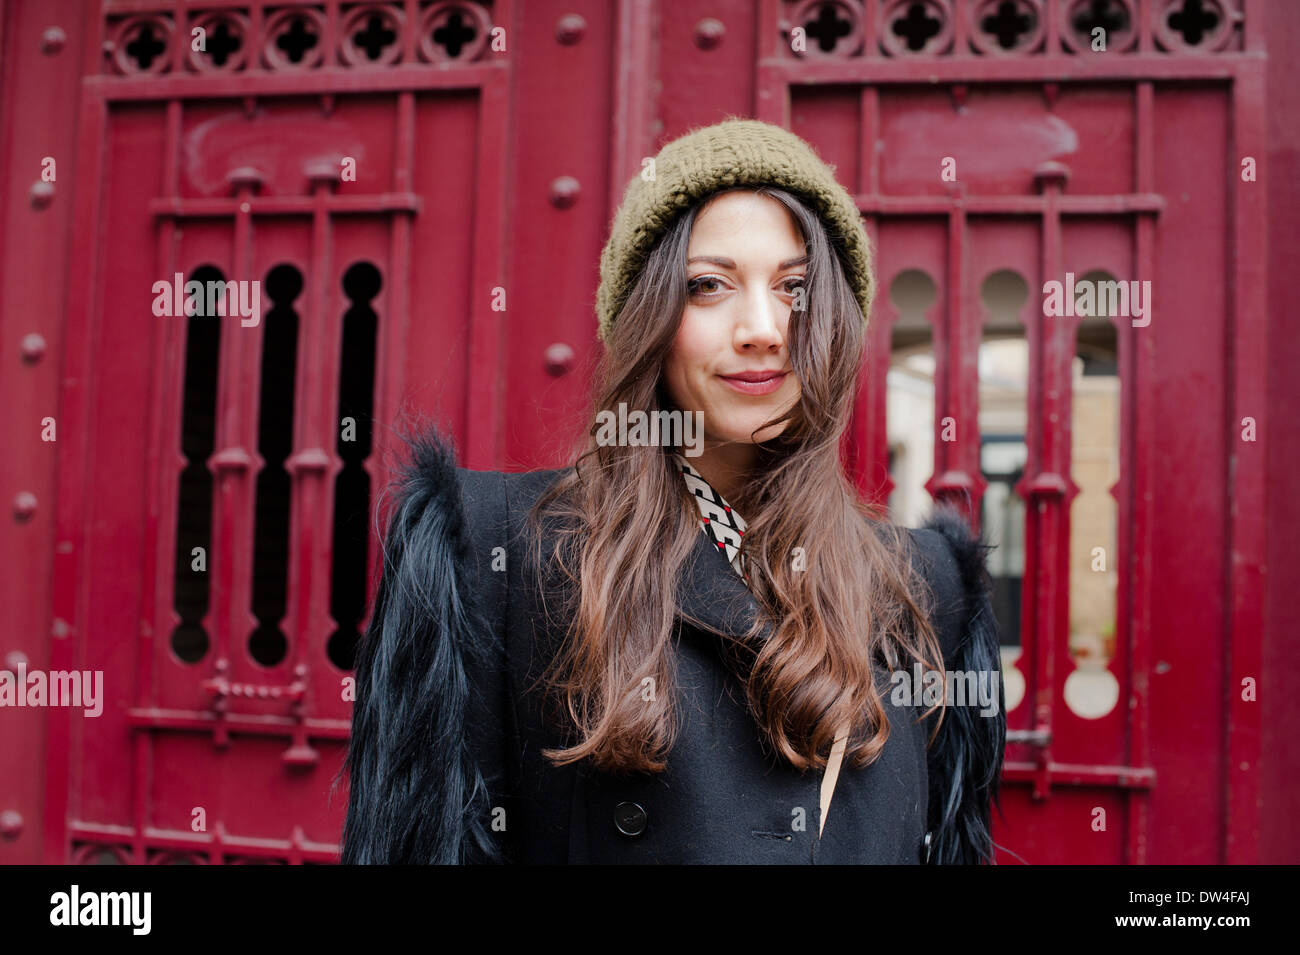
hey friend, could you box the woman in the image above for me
[341,117,1005,865]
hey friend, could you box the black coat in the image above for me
[341,429,1005,864]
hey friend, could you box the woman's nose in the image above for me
[733,287,784,350]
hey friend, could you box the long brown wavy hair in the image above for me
[526,184,945,776]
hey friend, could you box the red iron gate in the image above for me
[0,0,1287,864]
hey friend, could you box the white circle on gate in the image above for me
[1064,662,1120,720]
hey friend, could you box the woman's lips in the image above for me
[718,371,788,396]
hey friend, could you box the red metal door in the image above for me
[41,0,512,864]
[0,0,1287,864]
[740,0,1266,864]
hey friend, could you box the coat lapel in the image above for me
[674,527,773,677]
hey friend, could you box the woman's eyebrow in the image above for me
[687,254,809,270]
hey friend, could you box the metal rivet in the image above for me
[29,181,54,209]
[12,492,37,522]
[304,158,339,186]
[555,14,586,45]
[226,166,265,194]
[549,176,580,209]
[1033,160,1070,189]
[3,651,29,675]
[41,27,66,55]
[544,342,575,377]
[20,333,47,363]
[694,18,725,50]
[0,810,24,841]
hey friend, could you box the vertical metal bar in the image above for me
[861,85,880,195]
[365,89,416,631]
[208,172,264,745]
[46,88,109,864]
[131,96,183,862]
[1242,0,1265,52]
[1137,0,1154,53]
[1125,79,1157,866]
[323,0,340,68]
[284,162,338,724]
[248,2,264,73]
[932,196,982,523]
[402,0,419,62]
[1223,60,1267,865]
[1044,0,1060,52]
[850,86,884,501]
[952,0,970,56]
[957,188,986,529]
[169,0,185,73]
[608,0,659,224]
[1028,162,1073,800]
[464,66,510,468]
[754,70,783,126]
[756,0,785,125]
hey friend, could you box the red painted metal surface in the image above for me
[0,0,1293,865]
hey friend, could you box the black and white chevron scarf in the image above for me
[673,453,749,585]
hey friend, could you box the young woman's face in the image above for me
[663,191,804,447]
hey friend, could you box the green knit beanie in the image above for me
[595,116,874,343]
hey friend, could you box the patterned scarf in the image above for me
[673,453,749,586]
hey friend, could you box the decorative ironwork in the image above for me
[971,0,1044,54]
[148,850,206,864]
[1063,0,1137,53]
[771,0,1245,58]
[101,1,1246,74]
[70,830,336,864]
[104,2,499,76]
[1155,0,1239,52]
[786,0,865,57]
[107,15,173,75]
[340,3,405,66]
[71,843,130,864]
[882,0,952,55]
[419,1,494,63]
[263,7,327,70]
[188,12,249,72]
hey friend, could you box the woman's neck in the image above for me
[687,441,758,507]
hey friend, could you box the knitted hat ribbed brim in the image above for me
[595,117,874,343]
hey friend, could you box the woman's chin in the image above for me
[709,421,788,446]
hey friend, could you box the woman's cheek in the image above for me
[676,331,715,410]
[784,375,802,411]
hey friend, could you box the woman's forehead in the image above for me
[689,193,805,260]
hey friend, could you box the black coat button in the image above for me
[613,801,648,837]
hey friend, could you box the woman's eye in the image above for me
[688,276,724,297]
[687,276,805,298]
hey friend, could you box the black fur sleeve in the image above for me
[913,505,1006,865]
[340,428,510,864]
